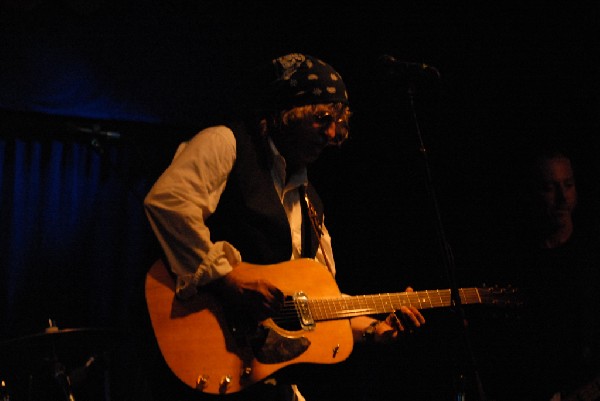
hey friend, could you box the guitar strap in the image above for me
[299,185,311,259]
[299,185,334,276]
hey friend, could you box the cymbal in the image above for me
[0,326,122,369]
[1,326,120,347]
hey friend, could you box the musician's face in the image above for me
[274,105,350,170]
[533,156,577,228]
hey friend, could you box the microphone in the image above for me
[66,123,122,139]
[65,122,122,154]
[379,55,441,80]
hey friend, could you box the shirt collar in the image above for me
[268,137,308,194]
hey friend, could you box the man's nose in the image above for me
[555,186,567,202]
[323,122,337,140]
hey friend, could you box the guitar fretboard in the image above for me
[307,288,487,321]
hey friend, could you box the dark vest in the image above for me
[206,123,324,265]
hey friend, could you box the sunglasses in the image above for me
[312,111,350,146]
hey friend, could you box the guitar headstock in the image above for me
[478,285,523,308]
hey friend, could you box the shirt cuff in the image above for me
[175,241,241,299]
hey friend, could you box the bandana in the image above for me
[266,53,349,111]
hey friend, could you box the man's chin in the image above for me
[303,150,323,164]
[550,212,571,226]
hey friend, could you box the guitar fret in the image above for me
[434,289,444,307]
[304,286,518,322]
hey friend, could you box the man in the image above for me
[525,150,578,249]
[477,148,600,401]
[144,53,425,400]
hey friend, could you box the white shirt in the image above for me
[144,125,335,299]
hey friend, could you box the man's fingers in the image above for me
[396,306,425,328]
[386,311,406,332]
[404,306,426,325]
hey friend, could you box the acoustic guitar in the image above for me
[145,258,518,395]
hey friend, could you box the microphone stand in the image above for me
[403,80,487,401]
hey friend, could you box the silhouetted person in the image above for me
[474,147,600,401]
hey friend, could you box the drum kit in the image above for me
[0,320,121,401]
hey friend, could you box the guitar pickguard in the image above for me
[220,295,312,364]
[252,324,310,364]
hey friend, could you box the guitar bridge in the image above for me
[294,292,315,330]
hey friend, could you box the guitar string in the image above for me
[271,289,490,324]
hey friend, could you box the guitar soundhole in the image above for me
[271,296,302,331]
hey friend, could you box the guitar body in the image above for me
[146,258,518,395]
[145,258,353,395]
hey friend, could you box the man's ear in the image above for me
[258,118,269,137]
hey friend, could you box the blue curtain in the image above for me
[0,116,182,400]
[0,133,158,337]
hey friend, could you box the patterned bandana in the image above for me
[266,53,349,111]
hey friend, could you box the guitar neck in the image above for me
[308,288,486,321]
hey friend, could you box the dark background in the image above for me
[1,1,599,400]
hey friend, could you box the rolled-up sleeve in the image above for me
[144,126,241,299]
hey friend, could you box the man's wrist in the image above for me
[362,320,381,343]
